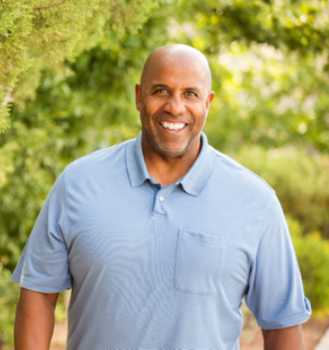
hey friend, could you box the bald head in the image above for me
[140,44,212,91]
[135,43,215,161]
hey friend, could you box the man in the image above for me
[12,44,311,349]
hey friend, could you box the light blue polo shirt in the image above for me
[12,131,311,349]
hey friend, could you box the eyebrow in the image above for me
[151,84,201,93]
[151,84,169,89]
[185,87,201,92]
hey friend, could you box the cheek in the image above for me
[140,105,155,127]
[186,100,206,112]
[144,101,163,118]
[191,105,207,120]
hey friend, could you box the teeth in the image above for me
[160,121,185,130]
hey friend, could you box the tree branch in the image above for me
[0,86,13,107]
[33,1,65,11]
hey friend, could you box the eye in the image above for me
[185,91,197,97]
[153,88,169,95]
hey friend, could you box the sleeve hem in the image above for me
[258,312,311,330]
[11,275,72,293]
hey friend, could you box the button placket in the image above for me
[153,189,167,217]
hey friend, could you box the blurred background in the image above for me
[1,0,329,348]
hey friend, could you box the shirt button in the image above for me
[159,195,164,201]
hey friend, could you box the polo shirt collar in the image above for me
[126,131,216,196]
[126,131,151,187]
[180,132,216,196]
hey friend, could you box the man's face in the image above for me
[135,54,214,159]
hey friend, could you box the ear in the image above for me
[135,83,142,111]
[206,91,215,111]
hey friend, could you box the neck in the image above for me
[142,138,201,187]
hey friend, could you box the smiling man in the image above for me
[135,45,214,186]
[12,44,310,350]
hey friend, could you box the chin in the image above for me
[157,145,189,158]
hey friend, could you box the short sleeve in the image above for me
[11,170,72,293]
[245,194,311,329]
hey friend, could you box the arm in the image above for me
[14,287,59,350]
[262,324,304,350]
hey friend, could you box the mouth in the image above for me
[159,121,186,131]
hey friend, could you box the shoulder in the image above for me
[64,138,134,175]
[209,145,275,199]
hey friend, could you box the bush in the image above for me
[287,216,329,313]
[0,266,20,345]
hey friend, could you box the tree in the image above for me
[0,0,160,114]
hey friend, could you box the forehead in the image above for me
[143,54,209,90]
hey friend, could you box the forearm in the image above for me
[262,324,304,350]
[14,288,59,350]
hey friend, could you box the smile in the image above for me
[160,121,186,130]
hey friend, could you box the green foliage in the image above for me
[287,217,329,313]
[0,266,20,345]
[0,0,160,119]
[180,0,329,55]
[232,146,329,238]
[0,0,160,198]
[0,91,11,133]
[204,43,329,153]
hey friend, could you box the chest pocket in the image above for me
[174,230,226,295]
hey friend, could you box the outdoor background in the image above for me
[1,0,329,348]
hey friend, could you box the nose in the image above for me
[163,93,186,115]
